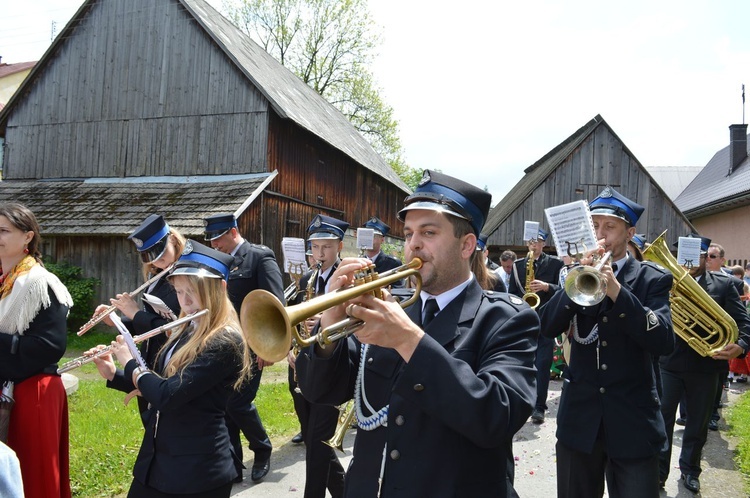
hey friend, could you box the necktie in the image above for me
[317,276,326,296]
[612,263,618,274]
[422,298,440,328]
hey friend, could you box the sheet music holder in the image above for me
[281,237,308,274]
[544,200,598,259]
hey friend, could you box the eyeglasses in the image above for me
[707,254,720,259]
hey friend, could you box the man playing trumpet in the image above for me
[539,186,675,498]
[296,170,538,497]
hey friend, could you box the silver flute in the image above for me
[58,309,208,374]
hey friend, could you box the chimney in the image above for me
[729,123,748,174]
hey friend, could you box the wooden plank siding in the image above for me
[4,0,270,179]
[491,124,693,254]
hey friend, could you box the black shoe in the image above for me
[291,431,304,444]
[251,456,270,482]
[675,417,686,426]
[531,409,545,424]
[708,419,719,431]
[681,473,700,493]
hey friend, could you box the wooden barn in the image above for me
[483,114,695,257]
[675,124,750,267]
[0,0,409,306]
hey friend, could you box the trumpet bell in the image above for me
[241,289,294,363]
[564,265,607,306]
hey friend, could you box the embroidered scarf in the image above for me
[0,256,73,335]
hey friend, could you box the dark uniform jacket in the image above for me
[372,250,402,273]
[227,240,285,314]
[122,326,245,494]
[294,261,339,305]
[538,257,675,458]
[297,279,538,497]
[508,252,564,308]
[659,270,750,374]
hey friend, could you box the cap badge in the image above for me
[314,219,322,228]
[600,186,613,198]
[132,237,143,249]
[418,170,431,187]
[182,240,193,255]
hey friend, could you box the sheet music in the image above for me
[523,221,540,242]
[142,293,177,321]
[677,236,702,268]
[357,228,375,251]
[544,200,598,259]
[281,237,308,274]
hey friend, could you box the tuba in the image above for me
[643,230,738,357]
[522,251,540,309]
[241,259,422,362]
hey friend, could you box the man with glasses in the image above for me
[658,234,750,493]
[204,213,285,483]
[508,228,563,423]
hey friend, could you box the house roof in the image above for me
[674,134,750,216]
[0,0,408,194]
[644,166,702,201]
[0,173,276,237]
[483,115,605,237]
[0,61,36,79]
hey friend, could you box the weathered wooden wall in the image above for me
[3,0,269,179]
[493,126,693,250]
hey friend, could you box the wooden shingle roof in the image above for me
[0,173,275,236]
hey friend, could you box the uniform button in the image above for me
[413,384,424,391]
[395,415,405,426]
[601,341,608,347]
[619,313,626,318]
[367,357,374,364]
[602,317,608,323]
[601,364,608,370]
[390,449,400,460]
[565,305,570,310]
[599,387,606,394]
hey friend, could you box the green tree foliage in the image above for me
[222,0,420,189]
[45,260,99,331]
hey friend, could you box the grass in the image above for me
[727,391,750,493]
[65,330,297,497]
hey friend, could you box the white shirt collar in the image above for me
[419,273,474,314]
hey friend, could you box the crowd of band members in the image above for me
[4,171,750,497]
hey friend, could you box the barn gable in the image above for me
[485,115,695,250]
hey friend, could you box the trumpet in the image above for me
[58,309,208,374]
[76,264,174,336]
[564,251,612,306]
[241,259,423,362]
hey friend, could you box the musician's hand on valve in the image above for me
[87,345,116,381]
[110,336,134,366]
[319,257,372,328]
[348,290,424,362]
[93,304,116,326]
[529,279,550,293]
[111,292,140,320]
[712,343,743,361]
[601,263,622,302]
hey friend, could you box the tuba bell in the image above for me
[643,230,738,357]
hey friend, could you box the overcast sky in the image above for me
[2,1,750,205]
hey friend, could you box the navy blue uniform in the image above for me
[297,280,538,497]
[659,270,750,482]
[539,257,674,497]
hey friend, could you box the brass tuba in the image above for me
[643,230,738,357]
[241,259,423,362]
[522,251,540,309]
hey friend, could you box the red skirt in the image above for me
[729,357,750,376]
[7,373,71,498]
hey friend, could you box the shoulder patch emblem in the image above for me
[646,309,659,331]
[510,296,523,306]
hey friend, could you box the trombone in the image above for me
[76,264,174,336]
[241,259,423,362]
[58,310,208,374]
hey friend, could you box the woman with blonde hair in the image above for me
[91,240,253,497]
[0,202,73,498]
